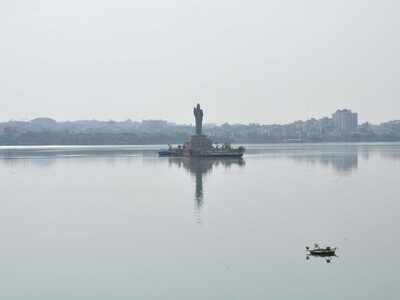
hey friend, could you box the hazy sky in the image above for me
[1,0,399,124]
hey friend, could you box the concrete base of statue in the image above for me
[184,134,213,156]
[160,133,244,158]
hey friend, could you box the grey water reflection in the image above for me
[168,157,245,209]
[1,144,400,176]
[0,144,400,299]
[0,145,159,160]
[290,151,358,174]
[0,146,159,169]
[245,143,400,175]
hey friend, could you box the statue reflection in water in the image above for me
[168,157,245,212]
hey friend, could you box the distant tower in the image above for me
[332,109,358,132]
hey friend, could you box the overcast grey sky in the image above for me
[1,0,399,124]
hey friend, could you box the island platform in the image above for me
[159,104,245,158]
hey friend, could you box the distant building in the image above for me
[318,117,334,134]
[141,120,169,128]
[332,109,358,132]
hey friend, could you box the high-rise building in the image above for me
[332,109,358,132]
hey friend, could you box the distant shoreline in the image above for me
[1,117,399,146]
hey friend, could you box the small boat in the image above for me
[158,149,184,157]
[158,145,184,157]
[158,150,171,156]
[306,244,337,256]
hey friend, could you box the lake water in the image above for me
[0,143,399,299]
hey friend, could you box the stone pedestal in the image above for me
[184,134,213,156]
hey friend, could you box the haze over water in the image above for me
[0,143,399,299]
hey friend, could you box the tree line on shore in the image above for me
[0,117,399,145]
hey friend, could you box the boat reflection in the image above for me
[168,157,245,210]
[306,253,338,264]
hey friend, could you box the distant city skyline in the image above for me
[0,106,397,126]
[0,107,393,126]
[2,106,400,146]
[0,102,396,125]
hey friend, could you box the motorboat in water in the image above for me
[306,244,337,256]
[158,146,184,157]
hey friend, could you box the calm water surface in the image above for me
[0,143,399,299]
